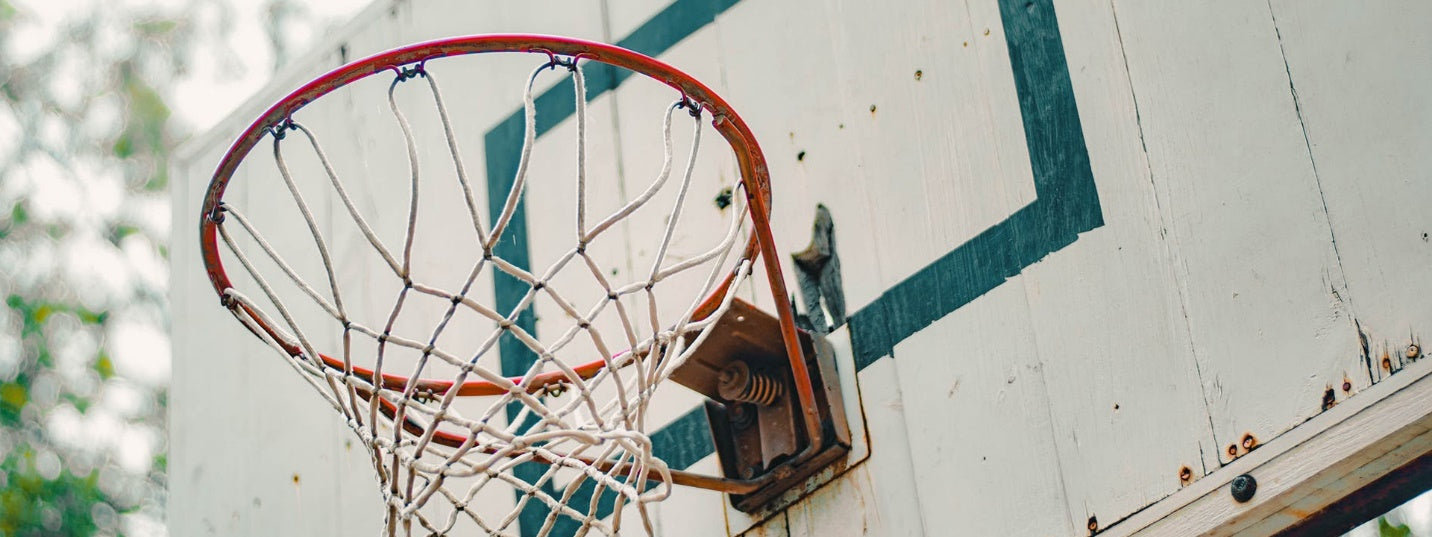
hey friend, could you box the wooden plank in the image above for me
[796,356,928,537]
[737,511,789,537]
[715,0,1039,316]
[1014,0,1216,531]
[1111,0,1359,463]
[1102,357,1432,536]
[1264,0,1432,384]
[891,281,1074,536]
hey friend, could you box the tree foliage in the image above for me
[0,1,219,535]
[0,0,323,532]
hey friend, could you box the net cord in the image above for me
[215,55,751,536]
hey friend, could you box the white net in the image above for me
[211,56,754,536]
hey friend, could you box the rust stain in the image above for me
[1087,515,1099,534]
[1227,444,1239,458]
[1321,387,1336,411]
[1382,353,1393,371]
[1178,465,1194,486]
[1241,433,1259,452]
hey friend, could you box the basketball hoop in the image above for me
[199,35,848,536]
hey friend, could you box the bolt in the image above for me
[1230,474,1257,502]
[1408,344,1421,359]
[742,464,761,480]
[729,403,756,430]
[1241,433,1258,451]
[1227,444,1239,458]
[1178,466,1193,483]
[1342,380,1352,392]
[542,383,566,398]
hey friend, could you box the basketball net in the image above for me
[213,57,752,536]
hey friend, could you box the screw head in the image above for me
[1241,434,1258,451]
[1230,474,1257,502]
[1087,516,1098,533]
[1178,466,1193,483]
[1408,344,1421,359]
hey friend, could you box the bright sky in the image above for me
[171,0,373,132]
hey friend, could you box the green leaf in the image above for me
[112,132,134,158]
[61,393,90,414]
[1379,517,1412,537]
[0,383,26,426]
[94,353,114,380]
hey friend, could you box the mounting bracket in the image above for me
[669,298,851,511]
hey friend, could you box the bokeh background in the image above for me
[0,1,364,534]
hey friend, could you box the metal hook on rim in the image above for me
[537,49,578,71]
[268,117,298,140]
[394,61,427,82]
[677,95,703,118]
[208,201,228,224]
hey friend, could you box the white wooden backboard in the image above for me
[169,0,1432,535]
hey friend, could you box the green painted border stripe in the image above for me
[479,0,1099,533]
[480,1,743,534]
[482,0,742,378]
[848,0,1102,368]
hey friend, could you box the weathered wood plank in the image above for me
[892,281,1074,536]
[1111,0,1359,464]
[1103,357,1432,536]
[1016,0,1217,531]
[1265,0,1432,385]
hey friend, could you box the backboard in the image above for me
[169,0,1432,535]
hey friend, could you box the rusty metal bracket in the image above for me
[670,298,851,511]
